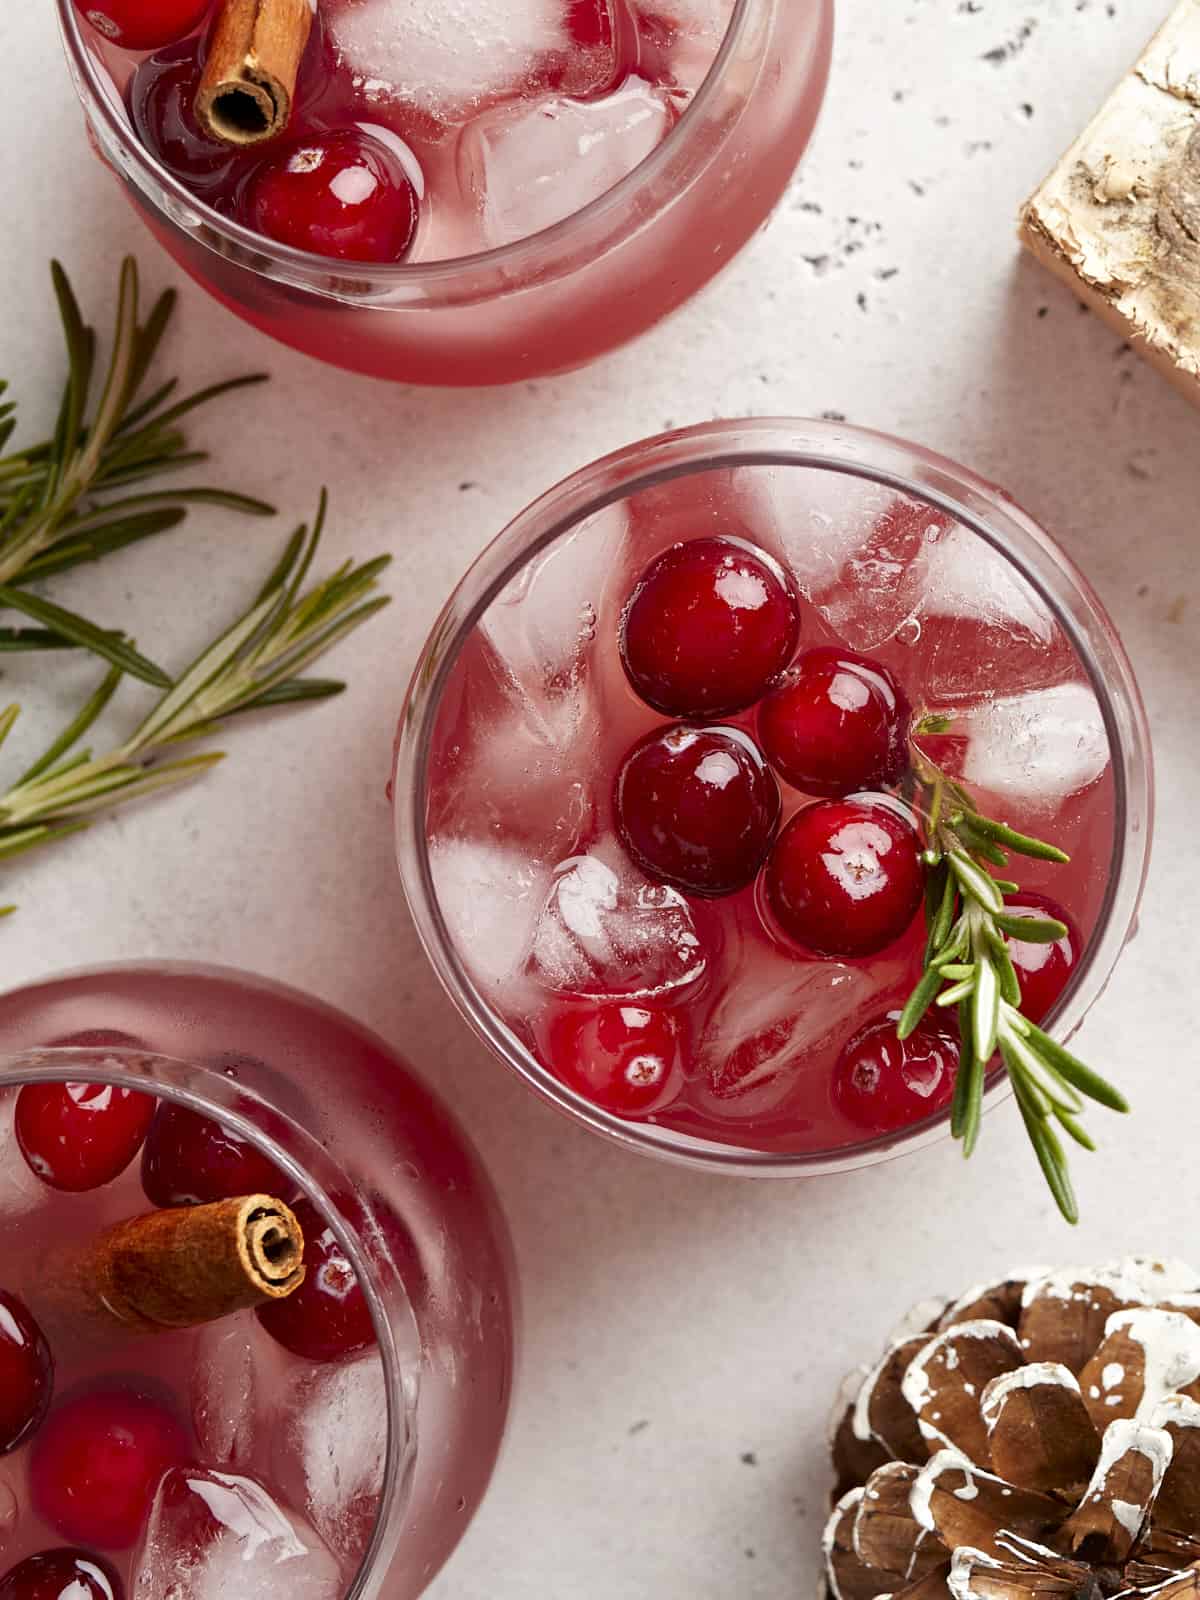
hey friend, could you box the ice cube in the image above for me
[0,1092,45,1219]
[654,0,735,38]
[274,1353,391,1569]
[191,1316,283,1471]
[957,682,1109,810]
[745,467,944,651]
[134,1468,340,1600]
[326,0,567,121]
[459,78,674,248]
[918,526,1070,702]
[429,837,551,996]
[697,943,881,1119]
[528,841,708,999]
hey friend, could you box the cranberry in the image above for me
[74,0,211,51]
[567,0,613,46]
[0,1293,53,1455]
[129,41,245,193]
[15,1082,156,1192]
[620,537,800,719]
[141,1103,289,1208]
[247,131,419,263]
[614,724,779,898]
[0,1550,122,1600]
[256,1198,375,1362]
[31,1385,188,1550]
[758,647,911,797]
[548,1002,683,1117]
[1003,892,1080,1024]
[833,1014,959,1133]
[765,798,923,958]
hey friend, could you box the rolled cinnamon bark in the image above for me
[196,0,315,147]
[38,1193,305,1337]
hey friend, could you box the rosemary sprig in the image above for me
[898,715,1127,1224]
[0,493,390,910]
[0,258,273,668]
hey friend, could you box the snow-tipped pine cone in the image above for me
[825,1259,1200,1600]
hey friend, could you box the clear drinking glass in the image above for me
[0,962,517,1598]
[55,0,833,384]
[392,418,1153,1175]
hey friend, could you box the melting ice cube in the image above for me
[459,79,674,248]
[918,525,1070,702]
[745,466,943,651]
[325,0,567,120]
[274,1353,391,1569]
[528,843,707,999]
[0,1092,46,1220]
[698,945,879,1118]
[429,837,551,996]
[133,1468,340,1600]
[957,682,1109,810]
[191,1316,289,1471]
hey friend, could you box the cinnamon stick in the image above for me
[38,1194,305,1338]
[196,0,314,147]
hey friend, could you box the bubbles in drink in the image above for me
[133,1467,341,1599]
[460,78,675,248]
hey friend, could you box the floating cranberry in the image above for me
[31,1385,188,1550]
[1003,892,1080,1024]
[74,0,211,51]
[0,1548,123,1600]
[0,1550,122,1600]
[0,1293,53,1455]
[833,1014,959,1133]
[758,647,911,797]
[548,1002,683,1117]
[129,41,244,193]
[141,1102,289,1208]
[15,1082,156,1193]
[615,724,780,898]
[256,1197,375,1362]
[765,798,923,958]
[247,131,419,263]
[567,0,613,46]
[620,536,800,719]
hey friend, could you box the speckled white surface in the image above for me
[1,3,1198,1596]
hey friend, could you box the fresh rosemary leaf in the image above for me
[965,812,1071,864]
[0,587,169,687]
[17,665,122,787]
[992,912,1070,943]
[897,965,945,1039]
[1021,1023,1130,1113]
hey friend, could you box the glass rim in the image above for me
[56,0,763,293]
[0,1044,413,1600]
[393,416,1154,1178]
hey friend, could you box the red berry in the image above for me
[247,131,419,263]
[548,1002,683,1117]
[758,647,911,798]
[141,1103,289,1208]
[15,1082,156,1193]
[615,724,780,897]
[567,0,613,46]
[129,41,245,193]
[73,0,211,51]
[620,537,800,719]
[0,1293,53,1455]
[833,1013,959,1133]
[765,798,923,958]
[256,1197,375,1362]
[31,1385,189,1550]
[0,1551,122,1600]
[1003,892,1080,1024]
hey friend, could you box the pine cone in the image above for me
[824,1260,1200,1600]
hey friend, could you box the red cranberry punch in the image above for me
[56,0,831,383]
[0,965,516,1599]
[394,420,1152,1207]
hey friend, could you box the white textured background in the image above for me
[2,2,1198,1595]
